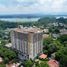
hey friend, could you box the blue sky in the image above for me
[0,0,67,15]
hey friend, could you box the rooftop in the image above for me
[43,34,49,39]
[48,59,59,67]
[0,57,3,63]
[60,30,67,35]
[13,27,43,33]
[39,54,47,59]
[5,43,12,48]
[6,63,20,67]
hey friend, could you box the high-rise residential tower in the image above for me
[11,27,43,60]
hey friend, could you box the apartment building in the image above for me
[11,27,43,60]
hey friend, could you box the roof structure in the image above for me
[48,59,59,67]
[39,54,47,59]
[13,27,43,33]
[0,57,3,63]
[6,63,20,67]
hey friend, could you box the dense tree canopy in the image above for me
[0,47,17,63]
[58,35,67,43]
[55,47,67,67]
[57,17,67,23]
[24,60,33,67]
[35,62,49,67]
[0,63,6,67]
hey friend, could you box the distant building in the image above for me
[11,27,43,60]
[64,24,67,27]
[53,22,59,27]
[52,34,59,39]
[43,29,49,33]
[60,29,67,35]
[59,23,64,26]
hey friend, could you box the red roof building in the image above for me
[0,57,3,64]
[6,63,20,67]
[39,54,47,59]
[48,59,59,67]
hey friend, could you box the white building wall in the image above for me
[11,31,15,48]
[11,30,43,60]
[29,33,34,59]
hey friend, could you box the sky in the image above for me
[0,0,67,15]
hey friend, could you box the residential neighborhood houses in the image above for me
[0,26,60,67]
[0,17,67,67]
[0,0,67,66]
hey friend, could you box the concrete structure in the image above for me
[11,27,43,60]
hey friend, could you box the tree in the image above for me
[55,47,67,67]
[43,37,53,49]
[0,63,6,67]
[35,62,49,67]
[49,27,60,33]
[57,17,66,23]
[48,44,57,54]
[38,17,56,26]
[0,47,17,63]
[58,35,67,43]
[43,50,48,55]
[60,55,67,67]
[4,57,9,64]
[40,62,49,67]
[1,40,7,46]
[24,60,33,67]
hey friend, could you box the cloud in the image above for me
[16,0,35,2]
[0,0,67,14]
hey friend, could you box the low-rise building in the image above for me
[39,54,47,59]
[52,34,59,39]
[43,34,49,39]
[5,43,12,48]
[0,57,3,64]
[48,59,59,67]
[43,29,49,33]
[60,29,67,35]
[6,63,20,67]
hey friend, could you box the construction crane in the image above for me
[16,18,19,28]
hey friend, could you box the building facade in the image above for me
[11,27,43,60]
